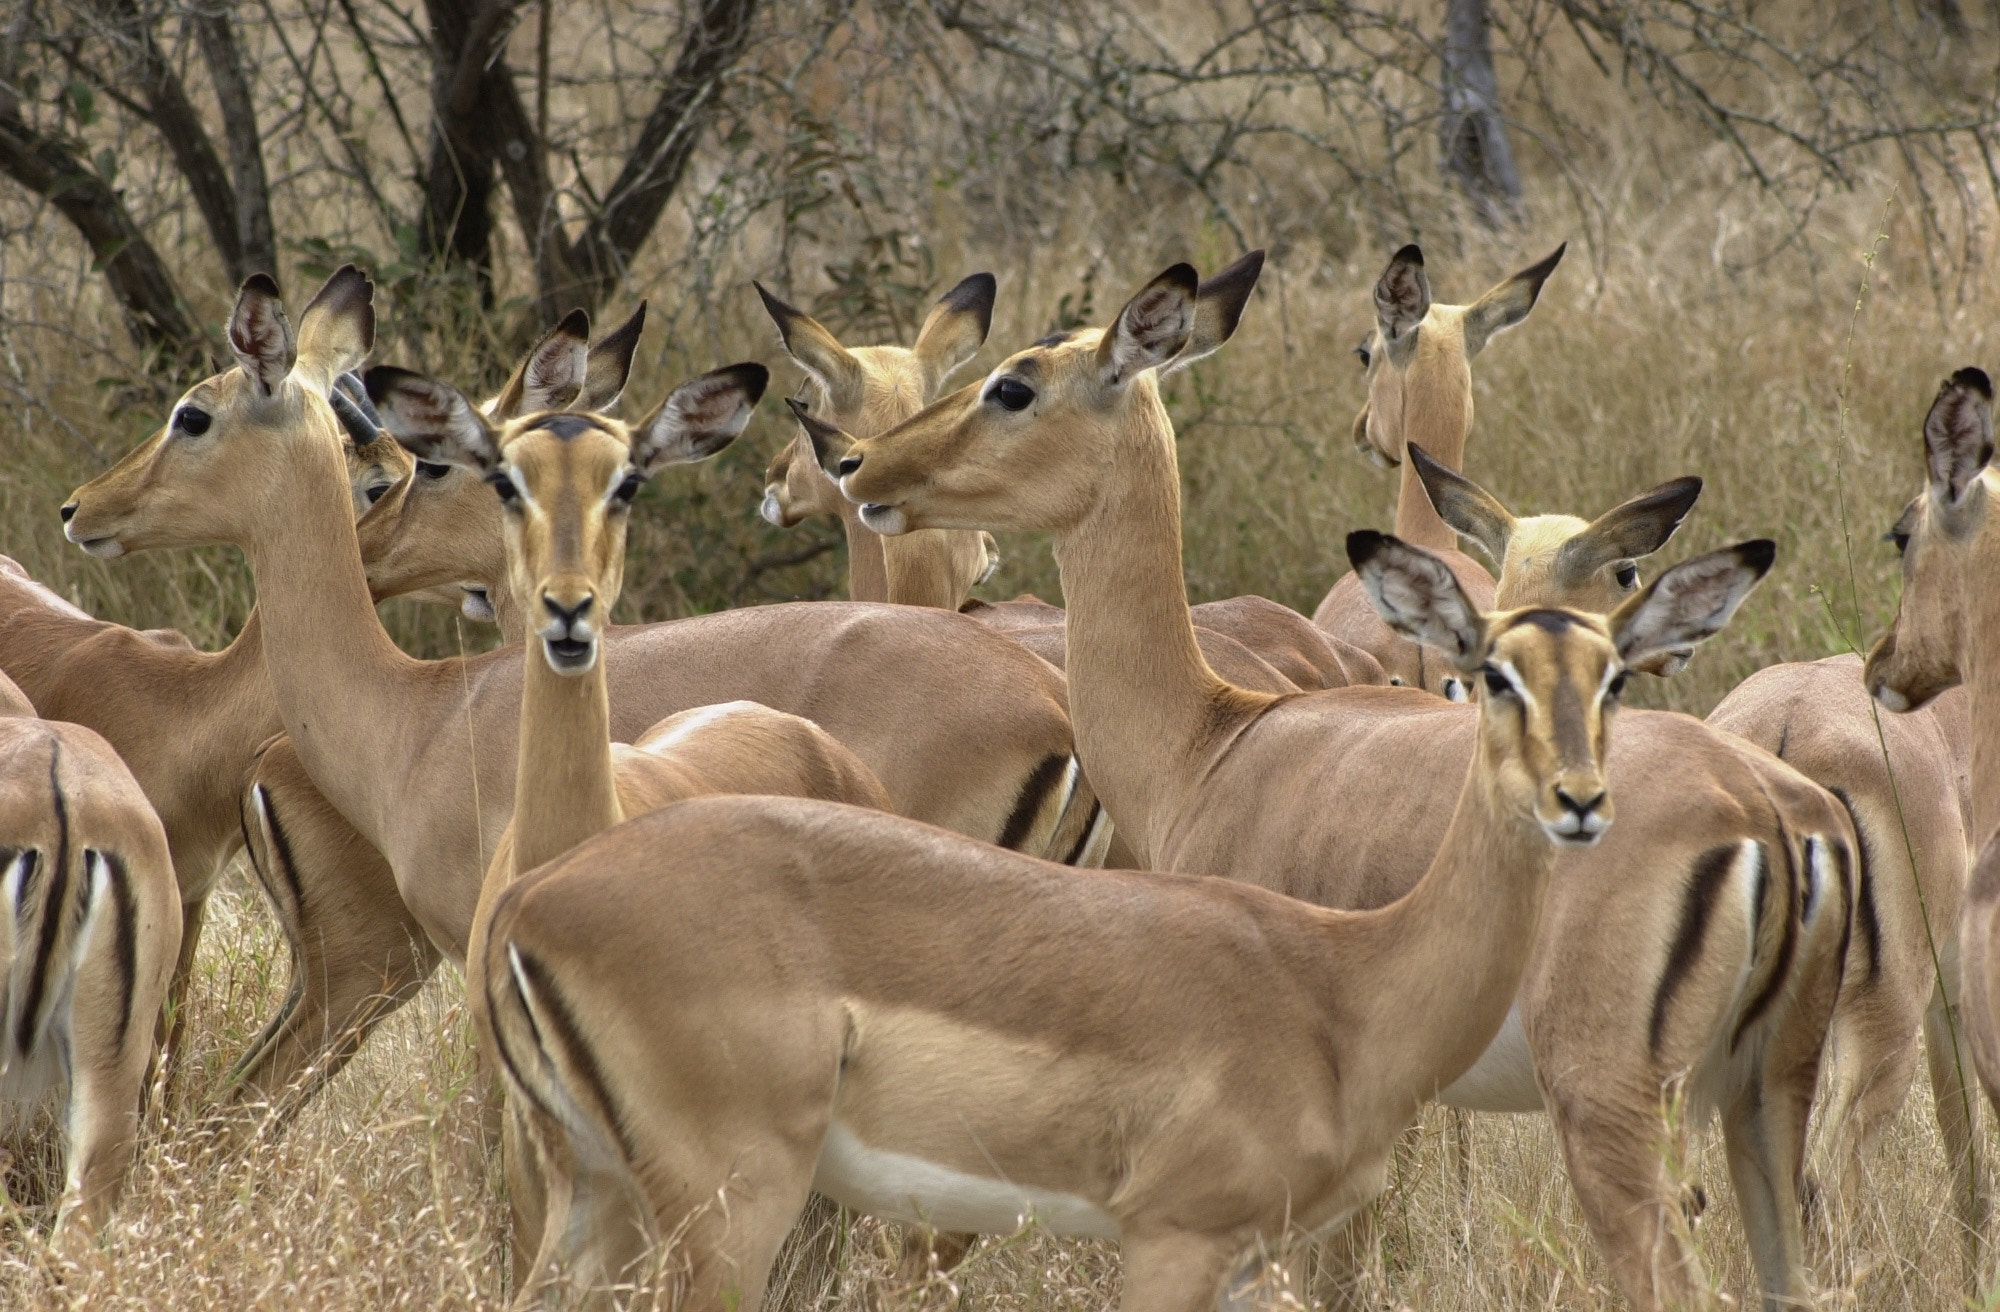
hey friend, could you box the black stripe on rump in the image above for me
[1733,822,1800,1050]
[96,851,138,1047]
[1828,787,1880,985]
[1649,843,1745,1057]
[999,754,1070,851]
[18,741,70,1057]
[512,947,638,1163]
[1062,799,1104,866]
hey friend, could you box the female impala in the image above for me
[59,268,1099,983]
[827,258,1851,1312]
[0,668,178,1239]
[1865,369,2000,1139]
[1418,442,1985,1268]
[1313,242,1566,692]
[479,530,1769,1312]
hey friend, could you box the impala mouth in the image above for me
[1873,684,1912,713]
[542,634,596,675]
[859,503,909,535]
[1542,812,1609,847]
[65,527,126,559]
[760,487,788,527]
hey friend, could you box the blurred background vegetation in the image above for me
[2,0,1997,722]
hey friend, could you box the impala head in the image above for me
[1351,243,1564,468]
[756,273,996,525]
[62,267,375,555]
[1865,368,1995,712]
[824,254,1265,534]
[1410,443,1705,674]
[368,362,767,676]
[357,305,647,621]
[1352,531,1775,844]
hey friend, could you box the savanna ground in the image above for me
[2,0,1999,1306]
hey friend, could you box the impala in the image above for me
[1865,367,2000,1178]
[59,270,1103,1005]
[0,667,178,1238]
[1313,242,1565,692]
[827,257,1852,1311]
[1420,440,1984,1266]
[479,529,1771,1312]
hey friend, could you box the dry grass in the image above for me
[2,3,1998,1308]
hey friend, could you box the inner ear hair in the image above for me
[1924,366,1994,506]
[1410,443,1512,564]
[363,365,498,470]
[1559,475,1703,579]
[1098,264,1199,386]
[1373,244,1430,344]
[1347,529,1485,671]
[1610,539,1775,665]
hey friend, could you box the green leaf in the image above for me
[64,80,96,127]
[93,147,117,186]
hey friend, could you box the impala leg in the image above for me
[1924,983,1986,1281]
[1544,1090,1706,1312]
[157,894,207,1100]
[1811,993,1919,1263]
[506,1097,550,1287]
[1720,1066,1814,1312]
[1116,1232,1239,1312]
[225,773,440,1127]
[768,1194,846,1311]
[51,1033,150,1247]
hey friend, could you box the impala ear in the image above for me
[1097,263,1199,387]
[577,302,646,411]
[294,265,375,395]
[1410,442,1514,564]
[491,309,590,419]
[1558,475,1702,583]
[365,366,500,471]
[912,274,995,395]
[229,274,296,397]
[756,283,866,414]
[1610,539,1774,667]
[1924,367,1993,508]
[1374,245,1430,344]
[632,362,768,472]
[787,397,853,478]
[1462,242,1564,359]
[1164,250,1263,376]
[1348,530,1485,672]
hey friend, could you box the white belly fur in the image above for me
[812,1121,1121,1240]
[1437,1004,1543,1113]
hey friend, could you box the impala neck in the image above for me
[883,530,971,609]
[1332,730,1553,1101]
[241,417,430,843]
[1391,340,1473,553]
[1965,529,2000,850]
[837,499,892,604]
[1052,383,1235,857]
[510,645,623,877]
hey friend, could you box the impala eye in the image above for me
[174,406,212,436]
[1607,671,1629,699]
[988,378,1035,412]
[364,482,393,505]
[1614,562,1639,590]
[1482,666,1513,699]
[488,473,520,504]
[1354,340,1372,368]
[1887,527,1911,555]
[417,460,452,480]
[613,472,644,504]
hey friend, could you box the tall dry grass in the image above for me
[2,1,1998,1308]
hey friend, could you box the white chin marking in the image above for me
[1544,816,1606,846]
[78,538,125,559]
[1874,685,1911,712]
[760,490,786,527]
[860,504,909,535]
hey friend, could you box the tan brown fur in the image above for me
[1313,244,1563,693]
[0,667,178,1240]
[475,529,1722,1311]
[60,271,1099,1005]
[831,258,1849,1311]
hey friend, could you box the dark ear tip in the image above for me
[1346,529,1391,569]
[1951,366,1993,398]
[1737,539,1778,575]
[1391,243,1424,267]
[241,272,281,297]
[720,362,770,403]
[946,272,998,306]
[753,281,796,319]
[1158,263,1201,294]
[784,395,810,418]
[557,307,590,337]
[1406,441,1438,470]
[361,364,411,401]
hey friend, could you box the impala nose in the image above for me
[543,593,592,628]
[1549,783,1610,844]
[60,502,76,522]
[836,454,862,477]
[538,593,598,675]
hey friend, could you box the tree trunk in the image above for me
[0,105,205,369]
[1439,0,1522,228]
[192,2,276,279]
[418,0,526,290]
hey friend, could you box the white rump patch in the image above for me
[1439,1004,1542,1113]
[813,1121,1120,1240]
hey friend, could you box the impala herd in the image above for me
[0,242,1985,1312]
